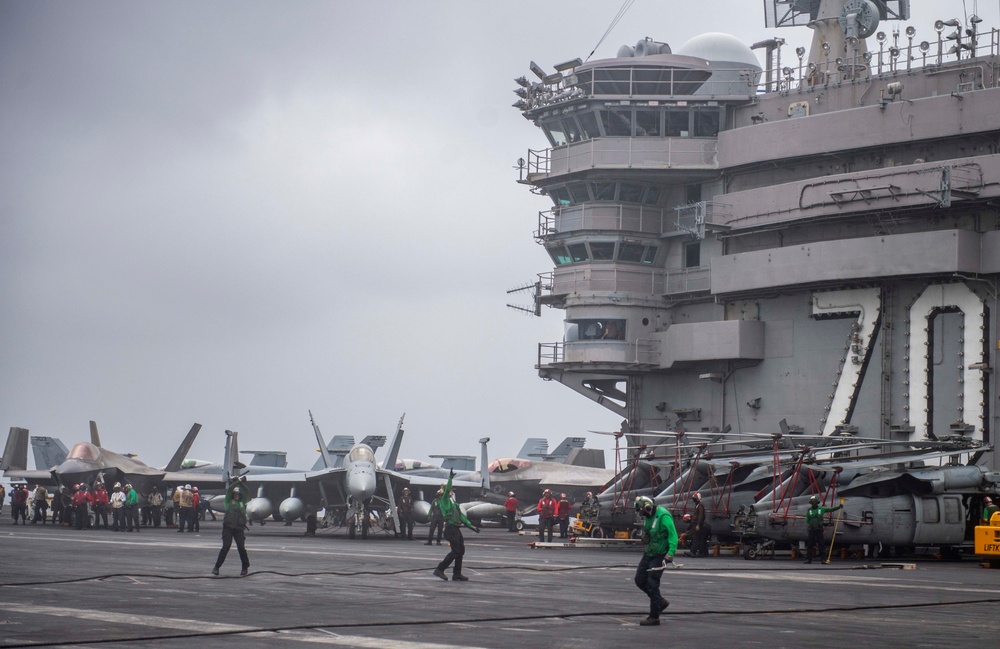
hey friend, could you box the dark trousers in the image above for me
[436,525,465,576]
[538,516,554,542]
[400,514,414,539]
[126,505,140,531]
[74,505,88,529]
[559,517,569,538]
[427,518,443,543]
[634,553,667,618]
[692,523,710,556]
[94,505,108,529]
[506,511,517,532]
[806,527,825,562]
[32,503,48,524]
[113,507,125,530]
[150,506,162,527]
[215,526,250,570]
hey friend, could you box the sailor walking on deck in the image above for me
[633,496,677,626]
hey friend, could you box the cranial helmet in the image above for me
[185,484,192,490]
[683,513,692,522]
[635,495,655,516]
[809,496,820,505]
[692,492,702,501]
[508,491,514,497]
[544,488,552,495]
[114,482,122,489]
[232,487,241,498]
[402,488,409,494]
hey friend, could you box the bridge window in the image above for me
[545,122,567,147]
[601,109,632,136]
[590,242,616,260]
[635,109,661,136]
[593,182,617,201]
[568,243,589,262]
[565,318,627,341]
[666,109,688,136]
[578,111,601,139]
[694,109,720,137]
[620,183,644,203]
[548,246,572,265]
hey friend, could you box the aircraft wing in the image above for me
[161,471,228,489]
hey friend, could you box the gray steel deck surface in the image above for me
[1,519,998,648]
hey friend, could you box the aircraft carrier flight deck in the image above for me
[1,519,997,648]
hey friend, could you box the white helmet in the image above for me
[185,484,192,490]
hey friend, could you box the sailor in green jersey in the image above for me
[983,496,999,523]
[432,470,479,582]
[803,495,843,564]
[213,478,251,576]
[633,496,678,626]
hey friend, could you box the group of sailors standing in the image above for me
[4,481,212,532]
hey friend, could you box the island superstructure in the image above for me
[511,0,1000,471]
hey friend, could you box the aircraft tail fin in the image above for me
[564,447,606,469]
[89,421,101,447]
[244,451,288,468]
[382,413,405,471]
[517,438,547,459]
[164,423,202,472]
[359,435,387,451]
[310,410,333,470]
[479,437,491,492]
[430,455,476,472]
[222,430,237,483]
[547,437,586,462]
[1,427,29,471]
[30,436,69,470]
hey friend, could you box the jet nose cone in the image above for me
[348,470,376,502]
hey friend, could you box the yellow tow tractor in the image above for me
[974,511,1000,568]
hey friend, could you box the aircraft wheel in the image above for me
[590,527,604,539]
[515,519,524,531]
[742,545,757,560]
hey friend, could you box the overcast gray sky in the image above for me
[0,0,977,472]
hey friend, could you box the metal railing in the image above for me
[549,266,664,296]
[526,137,718,178]
[536,339,661,367]
[536,203,667,239]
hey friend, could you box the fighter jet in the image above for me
[1,422,211,495]
[230,412,486,538]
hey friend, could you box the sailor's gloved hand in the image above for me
[449,469,455,478]
[472,526,480,533]
[240,476,247,483]
[664,554,674,564]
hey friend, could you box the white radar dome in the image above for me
[677,32,762,70]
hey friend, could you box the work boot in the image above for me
[639,617,660,626]
[433,568,448,581]
[660,600,670,612]
[211,567,219,576]
[424,540,433,545]
[452,574,469,582]
[240,567,248,576]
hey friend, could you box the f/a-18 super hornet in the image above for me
[229,412,486,538]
